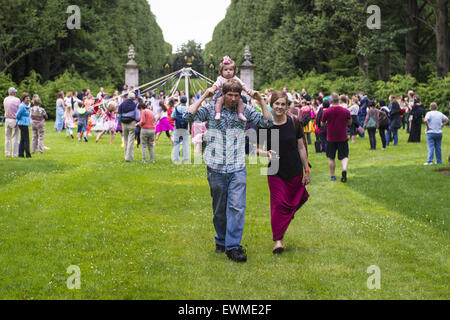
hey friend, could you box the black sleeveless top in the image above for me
[258,116,304,180]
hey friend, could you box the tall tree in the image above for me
[422,0,449,77]
[1,0,171,86]
[0,0,67,74]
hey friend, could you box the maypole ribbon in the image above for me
[191,70,215,85]
[141,70,182,94]
[168,72,184,97]
[89,69,182,109]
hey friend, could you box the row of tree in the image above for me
[0,0,171,87]
[204,0,449,88]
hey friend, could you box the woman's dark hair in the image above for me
[322,100,330,109]
[391,100,401,113]
[378,99,386,107]
[138,102,146,110]
[368,100,376,107]
[159,100,167,112]
[315,96,323,104]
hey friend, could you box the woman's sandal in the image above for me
[273,245,285,254]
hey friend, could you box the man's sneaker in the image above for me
[341,171,347,183]
[215,244,225,253]
[84,136,88,142]
[423,162,432,165]
[226,248,247,262]
[330,176,337,181]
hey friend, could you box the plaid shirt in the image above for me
[184,102,273,173]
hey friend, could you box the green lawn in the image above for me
[0,123,449,299]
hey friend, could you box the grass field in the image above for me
[0,122,449,300]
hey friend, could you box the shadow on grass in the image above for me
[0,159,67,186]
[348,164,449,233]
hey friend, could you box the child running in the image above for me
[63,102,75,139]
[72,101,93,142]
[212,56,251,121]
[96,102,118,144]
[155,100,174,145]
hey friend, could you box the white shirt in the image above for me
[425,110,448,134]
[153,99,161,117]
[349,104,359,116]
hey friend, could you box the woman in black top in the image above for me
[378,100,390,150]
[317,99,330,154]
[408,95,426,143]
[257,91,310,254]
[387,99,402,146]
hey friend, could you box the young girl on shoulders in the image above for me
[211,56,251,121]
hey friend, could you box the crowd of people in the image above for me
[3,55,449,263]
[262,87,449,167]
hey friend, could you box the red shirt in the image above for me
[322,106,351,142]
[167,107,175,126]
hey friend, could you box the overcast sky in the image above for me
[148,0,231,53]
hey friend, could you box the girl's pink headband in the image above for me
[222,56,232,64]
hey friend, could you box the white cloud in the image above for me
[148,0,231,53]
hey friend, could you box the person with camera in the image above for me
[257,91,310,254]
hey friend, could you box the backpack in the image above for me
[174,106,188,129]
[366,115,376,129]
[378,111,390,128]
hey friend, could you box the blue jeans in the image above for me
[385,127,398,146]
[206,167,246,251]
[427,132,443,164]
[319,131,327,153]
[173,129,190,163]
[357,114,366,137]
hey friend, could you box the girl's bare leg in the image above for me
[215,96,224,120]
[96,130,105,142]
[237,98,247,121]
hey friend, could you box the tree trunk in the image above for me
[434,0,449,77]
[358,54,369,78]
[379,52,391,81]
[405,0,420,77]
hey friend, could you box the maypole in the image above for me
[182,68,192,103]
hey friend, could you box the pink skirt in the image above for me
[155,117,174,133]
[105,120,117,131]
[268,173,309,241]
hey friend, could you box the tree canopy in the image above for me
[205,0,449,88]
[0,0,171,87]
